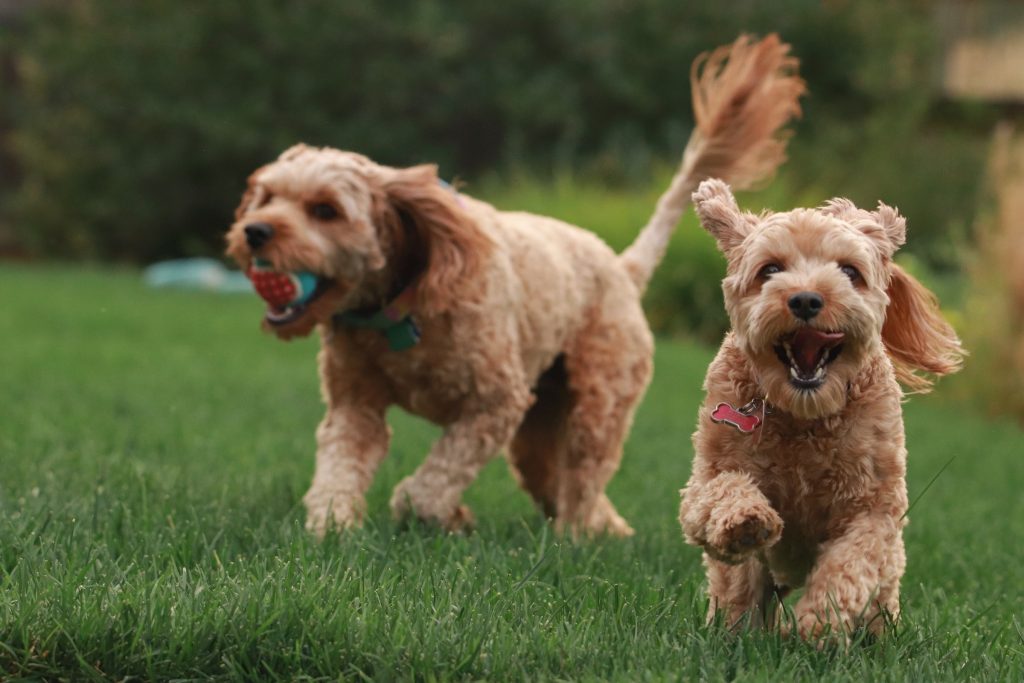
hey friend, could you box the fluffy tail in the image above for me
[620,34,805,291]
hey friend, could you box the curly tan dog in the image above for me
[680,179,965,638]
[226,35,803,538]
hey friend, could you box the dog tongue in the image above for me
[789,328,845,374]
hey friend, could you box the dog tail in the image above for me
[620,34,805,291]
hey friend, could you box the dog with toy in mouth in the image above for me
[679,179,965,639]
[225,35,804,539]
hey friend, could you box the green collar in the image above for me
[332,285,421,351]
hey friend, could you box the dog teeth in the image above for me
[783,340,830,383]
[783,342,796,365]
[266,306,296,322]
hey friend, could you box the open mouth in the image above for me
[773,327,845,390]
[263,277,333,326]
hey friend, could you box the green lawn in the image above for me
[1,266,1022,682]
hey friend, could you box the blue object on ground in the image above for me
[143,258,252,293]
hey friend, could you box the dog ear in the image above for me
[873,202,906,251]
[382,165,493,314]
[823,198,906,256]
[692,179,753,254]
[882,263,965,392]
[278,143,313,162]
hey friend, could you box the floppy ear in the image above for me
[692,178,754,254]
[381,164,492,314]
[882,263,965,392]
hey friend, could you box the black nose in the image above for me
[788,291,824,320]
[244,223,274,249]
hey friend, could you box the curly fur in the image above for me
[680,179,965,639]
[224,35,803,538]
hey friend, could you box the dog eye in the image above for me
[308,202,338,220]
[758,263,783,279]
[840,265,861,282]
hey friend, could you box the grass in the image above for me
[1,265,1022,682]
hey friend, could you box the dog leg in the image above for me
[304,401,391,536]
[870,539,905,635]
[552,309,653,538]
[508,356,572,518]
[679,471,783,563]
[704,554,774,628]
[792,512,904,640]
[304,346,392,537]
[389,388,531,532]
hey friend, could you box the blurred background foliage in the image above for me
[0,0,1003,343]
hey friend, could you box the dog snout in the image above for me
[788,291,824,320]
[244,222,275,250]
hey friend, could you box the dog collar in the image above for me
[332,285,421,351]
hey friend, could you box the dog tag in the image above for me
[710,401,762,433]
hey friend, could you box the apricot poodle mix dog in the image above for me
[679,179,964,639]
[226,36,803,538]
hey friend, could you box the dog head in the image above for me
[226,144,491,339]
[693,178,963,419]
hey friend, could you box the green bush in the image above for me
[0,0,993,280]
[0,0,728,260]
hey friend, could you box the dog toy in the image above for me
[247,258,318,310]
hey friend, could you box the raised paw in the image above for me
[705,504,783,563]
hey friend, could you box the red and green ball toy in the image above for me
[247,258,421,351]
[247,258,319,311]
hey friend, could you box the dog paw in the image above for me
[389,477,475,533]
[705,504,782,563]
[555,494,635,539]
[303,488,364,537]
[441,504,476,533]
[783,609,852,648]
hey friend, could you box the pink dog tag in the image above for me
[710,401,763,433]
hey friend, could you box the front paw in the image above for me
[705,503,782,563]
[390,476,475,533]
[782,609,853,648]
[303,488,364,537]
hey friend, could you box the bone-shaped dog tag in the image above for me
[710,401,762,433]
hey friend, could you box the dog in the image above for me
[225,35,804,538]
[679,179,965,638]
